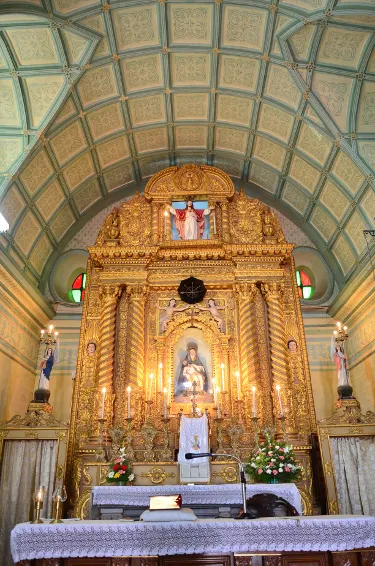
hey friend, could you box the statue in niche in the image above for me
[38,341,59,390]
[330,338,350,387]
[158,298,190,333]
[83,341,97,387]
[196,299,225,333]
[177,342,208,395]
[167,200,214,240]
[287,339,298,353]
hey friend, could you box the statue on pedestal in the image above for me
[167,201,214,240]
[38,340,59,391]
[331,337,352,399]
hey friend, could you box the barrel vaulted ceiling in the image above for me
[0,0,375,291]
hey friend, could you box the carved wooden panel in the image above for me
[282,553,328,566]
[361,552,375,566]
[264,557,282,566]
[65,560,111,566]
[332,552,359,566]
[235,556,253,566]
[161,555,232,566]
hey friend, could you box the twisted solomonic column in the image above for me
[127,285,147,388]
[261,282,293,430]
[235,283,258,394]
[97,285,122,391]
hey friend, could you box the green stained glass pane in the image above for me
[82,273,86,288]
[302,286,312,299]
[296,271,301,286]
[71,289,81,302]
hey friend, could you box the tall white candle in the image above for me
[220,363,225,391]
[276,384,284,416]
[235,371,241,400]
[163,388,168,419]
[101,387,106,419]
[212,378,216,405]
[127,386,131,419]
[40,329,44,338]
[217,387,221,418]
[252,386,256,417]
[49,324,53,334]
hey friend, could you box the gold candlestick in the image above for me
[51,485,67,524]
[95,418,107,462]
[31,486,45,524]
[216,417,225,457]
[160,417,172,461]
[237,399,244,424]
[278,415,288,441]
[251,415,260,447]
[125,417,135,461]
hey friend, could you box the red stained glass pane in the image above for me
[82,290,85,301]
[71,273,86,303]
[73,274,82,289]
[300,271,311,286]
[298,287,302,298]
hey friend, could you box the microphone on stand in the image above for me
[184,452,254,519]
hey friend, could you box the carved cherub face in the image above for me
[208,299,216,307]
[288,340,297,353]
[169,299,176,307]
[87,342,96,355]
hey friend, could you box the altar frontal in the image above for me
[67,164,316,519]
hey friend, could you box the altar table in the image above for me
[11,515,375,565]
[91,483,302,519]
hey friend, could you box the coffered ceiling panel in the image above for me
[0,0,374,291]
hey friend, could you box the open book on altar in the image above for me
[178,414,210,483]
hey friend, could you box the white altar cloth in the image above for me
[92,483,302,514]
[11,516,375,562]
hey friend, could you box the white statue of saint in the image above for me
[158,298,190,333]
[196,298,225,332]
[167,201,214,240]
[330,337,349,387]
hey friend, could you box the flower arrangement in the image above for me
[106,447,134,484]
[245,433,301,484]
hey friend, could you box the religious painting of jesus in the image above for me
[168,200,213,240]
[173,328,213,404]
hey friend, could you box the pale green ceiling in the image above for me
[0,0,375,291]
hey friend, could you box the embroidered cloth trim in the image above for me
[92,483,302,514]
[11,516,375,562]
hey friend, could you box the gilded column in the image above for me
[97,285,122,391]
[151,202,160,244]
[220,202,230,242]
[261,282,294,432]
[235,283,257,394]
[127,285,147,387]
[254,290,273,428]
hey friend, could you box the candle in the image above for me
[275,384,284,416]
[40,329,44,338]
[49,324,53,334]
[54,331,58,338]
[164,210,168,236]
[101,387,106,419]
[148,373,154,401]
[127,386,131,419]
[213,208,216,235]
[212,378,216,405]
[217,387,221,418]
[163,388,168,419]
[235,371,241,400]
[337,321,341,328]
[343,325,348,331]
[167,377,171,405]
[36,489,43,502]
[220,363,225,390]
[333,330,338,336]
[252,386,256,417]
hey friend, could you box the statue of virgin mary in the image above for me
[176,342,208,394]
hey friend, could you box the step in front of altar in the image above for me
[91,482,302,520]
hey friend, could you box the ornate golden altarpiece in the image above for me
[66,164,317,518]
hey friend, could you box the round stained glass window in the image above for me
[70,273,86,303]
[296,269,314,299]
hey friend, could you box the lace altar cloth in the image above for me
[11,516,375,562]
[92,483,302,514]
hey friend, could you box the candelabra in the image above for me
[125,417,135,461]
[160,417,172,461]
[251,415,260,447]
[40,324,58,345]
[333,321,349,346]
[278,415,288,442]
[95,418,107,462]
[237,399,244,424]
[31,486,45,524]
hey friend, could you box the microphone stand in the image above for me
[185,452,254,519]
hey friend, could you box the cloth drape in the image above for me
[0,439,57,566]
[330,436,375,515]
[178,414,209,463]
